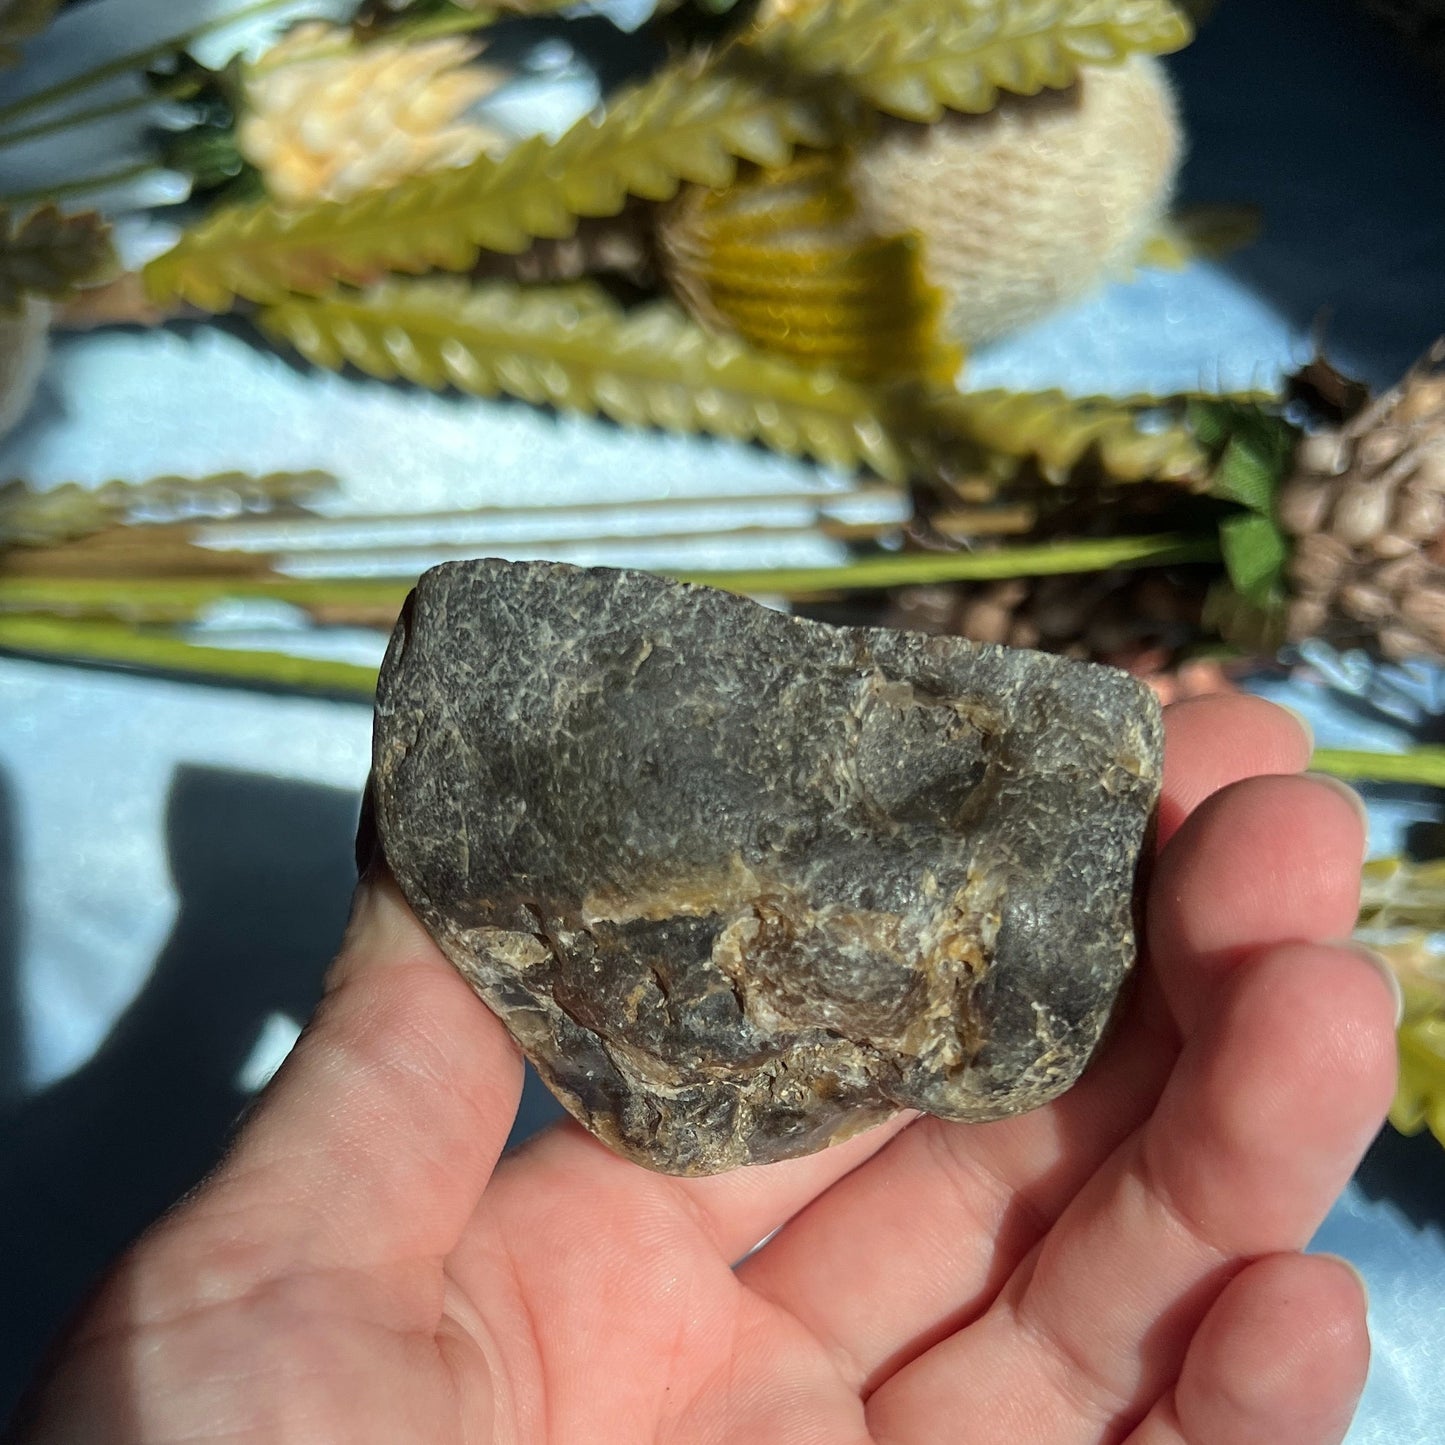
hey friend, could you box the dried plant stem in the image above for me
[0,614,379,696]
[279,519,902,560]
[0,93,159,153]
[202,485,904,542]
[0,0,299,132]
[265,512,1041,561]
[0,533,1216,622]
[1,528,276,578]
[0,574,413,624]
[0,161,155,205]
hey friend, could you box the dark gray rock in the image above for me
[371,559,1163,1175]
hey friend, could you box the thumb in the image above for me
[194,865,526,1273]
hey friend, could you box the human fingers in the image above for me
[1154,694,1313,849]
[1126,1252,1370,1445]
[482,694,1312,1286]
[1149,773,1366,1035]
[862,941,1397,1444]
[729,705,1319,1394]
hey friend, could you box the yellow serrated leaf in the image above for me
[902,387,1213,488]
[752,0,1193,122]
[0,470,335,547]
[144,55,836,314]
[258,278,907,478]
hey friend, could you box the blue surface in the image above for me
[2,0,1445,1437]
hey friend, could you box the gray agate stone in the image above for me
[371,559,1163,1175]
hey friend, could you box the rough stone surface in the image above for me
[371,559,1164,1175]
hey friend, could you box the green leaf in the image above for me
[751,0,1193,123]
[1189,399,1298,512]
[144,54,836,312]
[258,278,906,477]
[1218,509,1288,606]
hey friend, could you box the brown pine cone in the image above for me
[1278,340,1445,661]
[884,567,1208,667]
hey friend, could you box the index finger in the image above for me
[1155,693,1314,848]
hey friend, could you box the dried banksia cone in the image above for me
[885,567,1207,664]
[658,152,958,382]
[237,22,509,206]
[1278,342,1445,661]
[657,54,1180,373]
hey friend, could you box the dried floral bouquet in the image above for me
[1,0,1443,1144]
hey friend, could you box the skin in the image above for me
[7,694,1398,1445]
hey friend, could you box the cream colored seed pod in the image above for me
[238,22,509,207]
[658,53,1181,369]
[845,55,1182,347]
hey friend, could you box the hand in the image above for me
[8,694,1399,1445]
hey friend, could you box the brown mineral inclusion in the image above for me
[371,559,1163,1175]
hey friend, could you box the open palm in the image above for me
[11,694,1398,1445]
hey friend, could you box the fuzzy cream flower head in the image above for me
[659,53,1180,373]
[238,22,511,207]
[845,55,1182,347]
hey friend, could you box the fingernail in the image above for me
[1305,772,1371,858]
[1274,701,1315,752]
[1326,940,1405,1027]
[1314,1252,1371,1311]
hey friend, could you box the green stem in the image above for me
[385,6,502,42]
[0,533,1217,620]
[675,534,1222,595]
[0,574,413,621]
[0,615,379,697]
[0,160,156,204]
[0,93,162,152]
[1310,747,1445,788]
[0,0,298,131]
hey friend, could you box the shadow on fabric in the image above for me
[0,768,21,1112]
[1170,0,1445,390]
[0,761,568,1428]
[0,765,361,1425]
[1355,1123,1445,1236]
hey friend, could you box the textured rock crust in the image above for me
[372,560,1163,1175]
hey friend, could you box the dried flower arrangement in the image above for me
[2,0,1445,1146]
